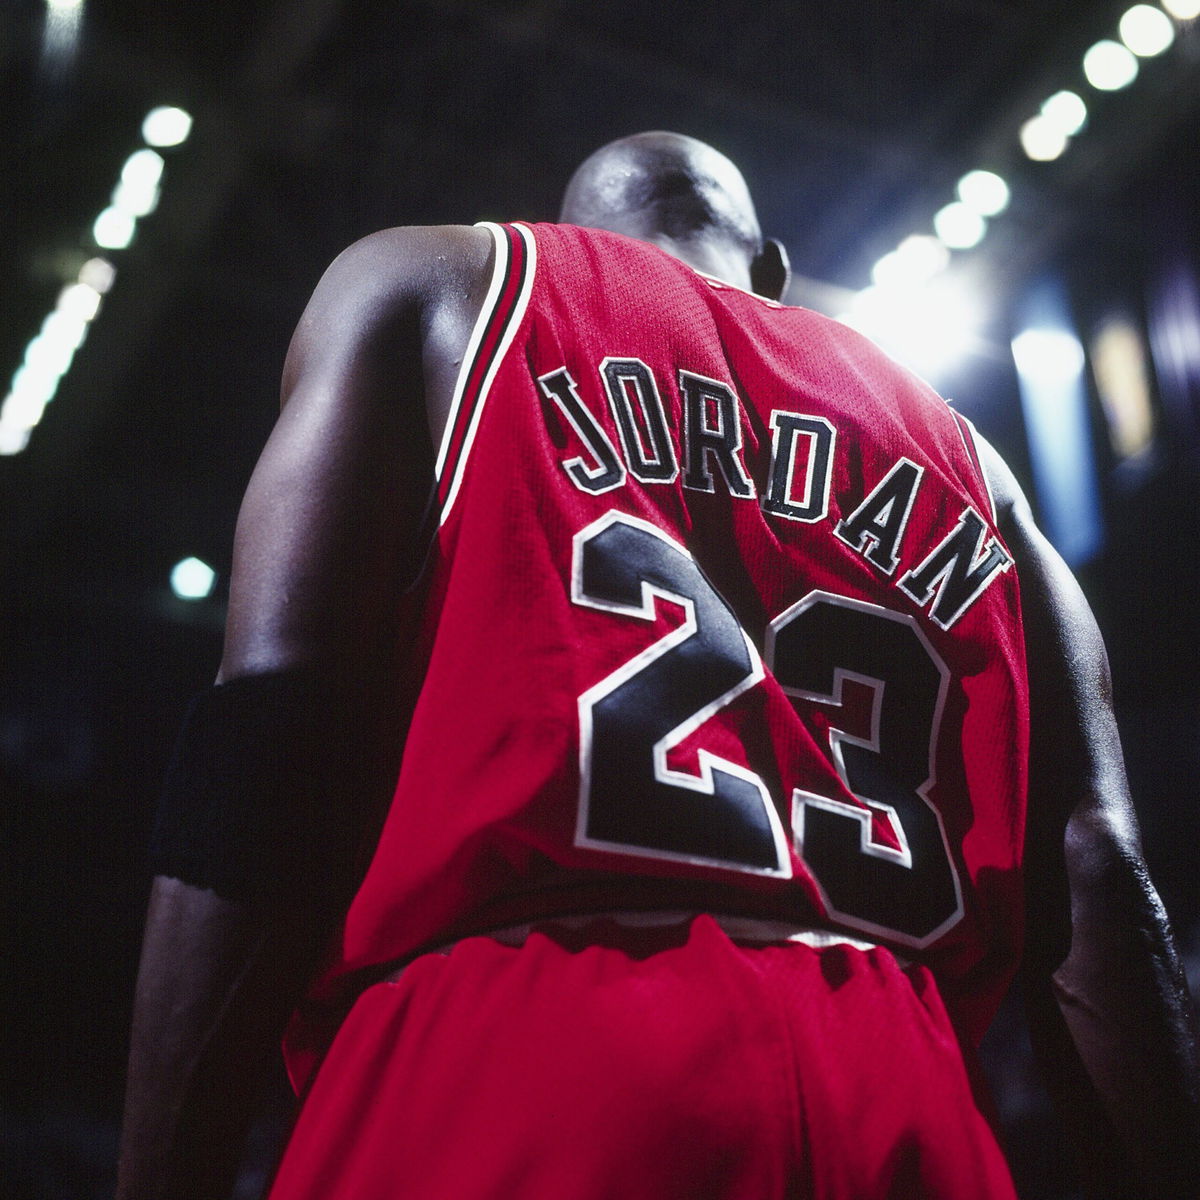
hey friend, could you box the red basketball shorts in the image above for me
[268,914,1017,1199]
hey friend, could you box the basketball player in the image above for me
[117,133,1199,1198]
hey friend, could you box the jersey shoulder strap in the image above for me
[435,222,537,519]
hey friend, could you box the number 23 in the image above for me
[572,512,963,949]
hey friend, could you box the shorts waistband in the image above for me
[385,911,902,981]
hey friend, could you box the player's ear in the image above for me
[750,237,790,302]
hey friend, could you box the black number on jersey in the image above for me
[571,514,964,948]
[571,513,791,876]
[767,593,963,946]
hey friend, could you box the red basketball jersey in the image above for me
[287,222,1029,1080]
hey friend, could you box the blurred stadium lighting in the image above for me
[1039,90,1088,137]
[3,384,50,425]
[41,310,89,356]
[25,326,76,380]
[112,149,165,218]
[1083,39,1140,90]
[2,109,188,456]
[0,418,33,457]
[1091,315,1155,458]
[840,273,985,384]
[955,170,1010,217]
[93,206,136,250]
[1161,0,1200,19]
[170,557,217,601]
[1011,328,1086,383]
[0,276,107,454]
[1119,4,1176,54]
[78,257,116,294]
[0,365,53,455]
[933,201,986,249]
[1012,319,1101,565]
[871,235,950,288]
[1020,115,1069,161]
[42,0,84,69]
[142,106,193,148]
[57,280,102,322]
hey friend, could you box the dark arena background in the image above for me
[3,2,1200,1196]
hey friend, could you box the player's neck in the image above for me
[644,233,753,292]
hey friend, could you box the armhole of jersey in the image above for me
[950,409,998,525]
[435,221,537,523]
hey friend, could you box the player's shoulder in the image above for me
[289,225,494,352]
[318,224,495,303]
[283,225,497,398]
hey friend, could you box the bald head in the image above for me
[559,132,779,293]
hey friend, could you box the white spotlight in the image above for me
[23,331,75,380]
[1083,39,1140,90]
[41,309,89,354]
[1162,0,1200,19]
[1040,91,1088,137]
[142,106,193,148]
[956,170,1010,217]
[932,202,986,250]
[1119,4,1175,54]
[77,257,116,294]
[56,281,102,322]
[2,381,52,430]
[0,419,33,456]
[93,206,136,250]
[1011,328,1086,384]
[112,178,159,218]
[840,274,985,384]
[112,148,165,218]
[1020,115,1069,162]
[122,148,165,190]
[170,557,217,600]
[871,236,950,289]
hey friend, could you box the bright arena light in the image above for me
[1161,0,1200,19]
[1011,327,1086,384]
[1040,90,1088,137]
[78,257,116,294]
[122,148,165,191]
[170,557,217,600]
[40,310,89,356]
[3,378,52,426]
[871,235,949,289]
[1020,114,1069,162]
[42,0,84,64]
[112,148,165,217]
[57,280,103,322]
[1083,39,1140,90]
[1119,4,1176,54]
[142,106,193,148]
[93,206,136,250]
[24,328,76,380]
[956,170,1010,217]
[840,274,986,383]
[933,201,987,249]
[0,422,33,456]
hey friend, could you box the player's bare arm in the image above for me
[116,225,493,1200]
[979,432,1200,1197]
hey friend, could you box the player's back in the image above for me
[320,221,1028,1051]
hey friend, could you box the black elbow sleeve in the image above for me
[150,670,397,907]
